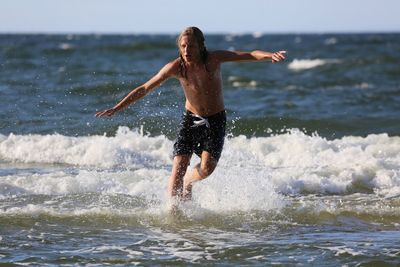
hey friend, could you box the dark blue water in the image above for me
[1,34,399,138]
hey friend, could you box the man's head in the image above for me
[177,27,208,64]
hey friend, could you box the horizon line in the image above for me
[1,30,399,36]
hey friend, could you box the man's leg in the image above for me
[183,151,218,200]
[168,154,192,199]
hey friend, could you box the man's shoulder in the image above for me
[208,50,231,63]
[160,58,181,76]
[167,58,183,70]
[168,58,181,66]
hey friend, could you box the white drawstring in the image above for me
[190,113,210,128]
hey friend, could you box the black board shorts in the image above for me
[173,110,226,161]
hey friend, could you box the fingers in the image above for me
[272,51,286,63]
[95,111,104,117]
[95,108,115,117]
[273,51,286,62]
[95,111,106,117]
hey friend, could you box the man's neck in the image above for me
[185,58,203,68]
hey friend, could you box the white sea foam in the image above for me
[317,245,365,257]
[324,37,338,45]
[232,80,258,88]
[228,76,258,89]
[224,35,235,42]
[0,169,168,198]
[1,127,400,204]
[288,59,341,71]
[355,82,373,89]
[0,127,172,168]
[252,32,263,39]
[58,43,74,50]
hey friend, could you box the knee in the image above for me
[197,162,217,179]
[173,155,191,175]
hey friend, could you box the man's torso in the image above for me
[173,52,225,116]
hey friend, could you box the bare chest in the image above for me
[180,66,222,95]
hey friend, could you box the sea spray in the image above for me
[1,127,400,199]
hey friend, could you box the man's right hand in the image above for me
[95,108,117,117]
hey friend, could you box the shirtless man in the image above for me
[96,27,286,201]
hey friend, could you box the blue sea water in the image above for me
[0,33,400,266]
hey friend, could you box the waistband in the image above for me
[184,110,226,119]
[184,110,226,128]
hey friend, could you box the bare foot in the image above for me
[166,200,186,221]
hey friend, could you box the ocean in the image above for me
[0,33,399,266]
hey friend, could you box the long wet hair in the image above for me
[176,27,209,78]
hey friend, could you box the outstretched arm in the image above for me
[95,60,177,117]
[213,50,286,63]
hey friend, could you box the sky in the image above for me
[1,0,399,34]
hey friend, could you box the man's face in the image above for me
[179,35,201,63]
